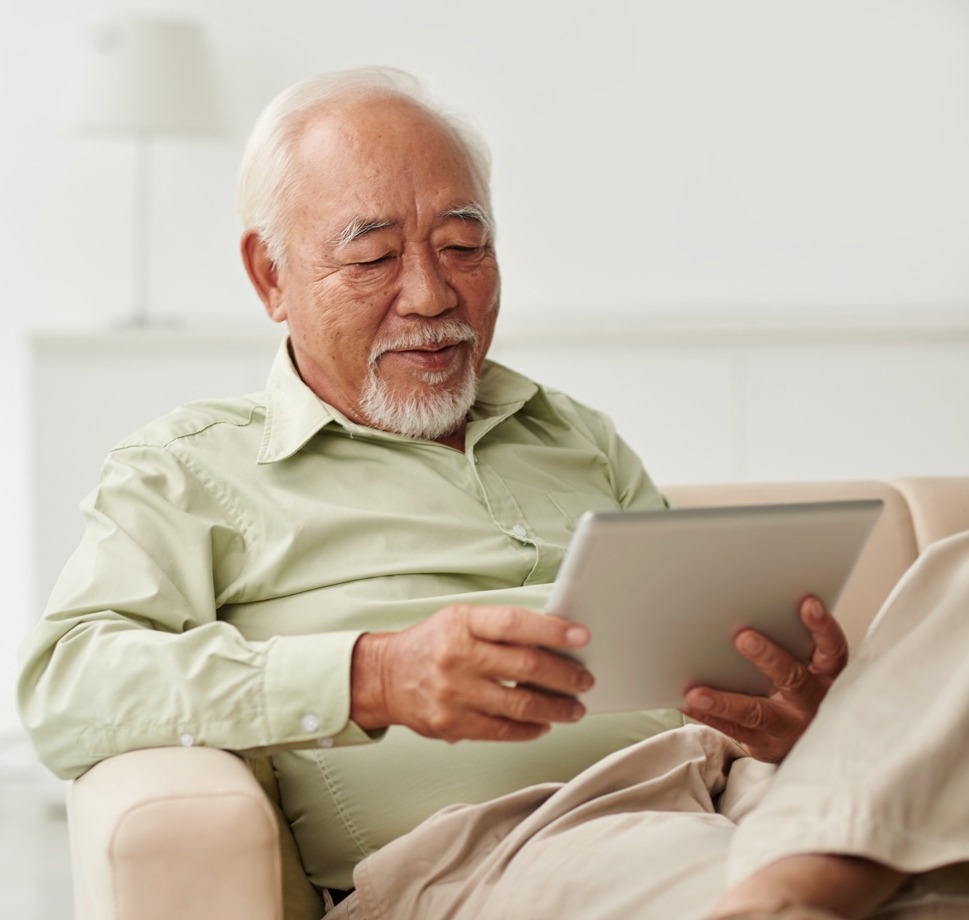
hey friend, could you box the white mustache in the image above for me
[369,320,478,366]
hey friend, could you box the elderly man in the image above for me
[18,69,969,919]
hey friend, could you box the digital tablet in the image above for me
[544,499,883,713]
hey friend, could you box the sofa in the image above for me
[66,477,969,920]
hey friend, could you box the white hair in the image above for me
[237,67,494,269]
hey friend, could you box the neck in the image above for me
[434,422,467,451]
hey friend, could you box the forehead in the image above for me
[288,94,485,235]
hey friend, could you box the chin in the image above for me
[360,368,478,441]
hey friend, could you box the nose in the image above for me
[395,248,458,317]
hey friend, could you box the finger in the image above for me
[679,708,786,763]
[733,629,820,706]
[420,705,555,743]
[680,689,801,764]
[799,596,849,677]
[682,686,778,734]
[476,679,587,726]
[422,679,584,741]
[465,605,590,651]
[472,640,595,698]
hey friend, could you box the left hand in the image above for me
[680,596,848,763]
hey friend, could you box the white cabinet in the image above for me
[491,322,969,488]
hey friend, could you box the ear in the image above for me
[241,230,287,322]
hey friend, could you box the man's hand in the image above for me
[349,604,593,742]
[680,596,848,763]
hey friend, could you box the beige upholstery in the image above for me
[66,478,969,920]
[68,747,285,920]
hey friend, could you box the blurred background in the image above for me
[2,1,969,915]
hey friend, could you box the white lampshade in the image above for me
[73,17,222,135]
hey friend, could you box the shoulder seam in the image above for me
[109,401,263,453]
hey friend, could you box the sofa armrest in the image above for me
[891,477,969,551]
[68,746,283,920]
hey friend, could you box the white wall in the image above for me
[3,0,969,730]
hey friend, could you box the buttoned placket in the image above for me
[464,415,561,585]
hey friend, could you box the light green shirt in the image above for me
[19,342,684,889]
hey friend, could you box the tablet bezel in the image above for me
[545,499,883,713]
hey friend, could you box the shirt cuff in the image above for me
[262,630,378,748]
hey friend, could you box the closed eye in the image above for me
[354,254,396,267]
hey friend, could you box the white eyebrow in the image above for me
[331,218,397,248]
[442,203,493,236]
[332,202,493,248]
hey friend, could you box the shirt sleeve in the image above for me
[17,443,378,780]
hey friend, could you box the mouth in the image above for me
[369,319,481,378]
[377,339,471,373]
[374,338,474,373]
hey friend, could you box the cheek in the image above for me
[465,272,501,366]
[285,300,380,386]
[305,284,388,344]
[460,263,501,312]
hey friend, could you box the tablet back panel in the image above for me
[545,500,883,713]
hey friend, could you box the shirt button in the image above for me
[300,712,321,733]
[511,523,528,540]
[316,737,334,749]
[179,732,196,747]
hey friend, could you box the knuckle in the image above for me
[777,664,812,696]
[445,604,474,629]
[515,645,543,676]
[739,701,771,730]
[424,707,460,737]
[505,687,538,721]
[435,644,461,670]
[492,606,521,635]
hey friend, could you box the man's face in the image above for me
[259,94,500,441]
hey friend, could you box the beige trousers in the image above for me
[330,531,969,920]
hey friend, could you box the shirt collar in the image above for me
[473,360,571,429]
[257,340,569,464]
[257,341,344,464]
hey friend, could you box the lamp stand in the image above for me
[128,130,153,327]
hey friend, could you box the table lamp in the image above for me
[72,17,223,326]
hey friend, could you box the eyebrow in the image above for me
[331,218,398,248]
[442,203,493,235]
[332,202,493,249]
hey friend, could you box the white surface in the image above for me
[491,322,969,486]
[4,1,969,330]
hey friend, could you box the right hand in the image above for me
[349,604,594,742]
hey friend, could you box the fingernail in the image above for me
[565,626,589,647]
[578,671,595,692]
[806,598,824,621]
[738,632,763,654]
[689,691,713,711]
[570,702,586,721]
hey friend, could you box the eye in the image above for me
[442,243,487,259]
[352,253,396,269]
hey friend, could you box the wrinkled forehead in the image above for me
[285,93,488,237]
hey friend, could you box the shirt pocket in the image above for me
[545,490,623,532]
